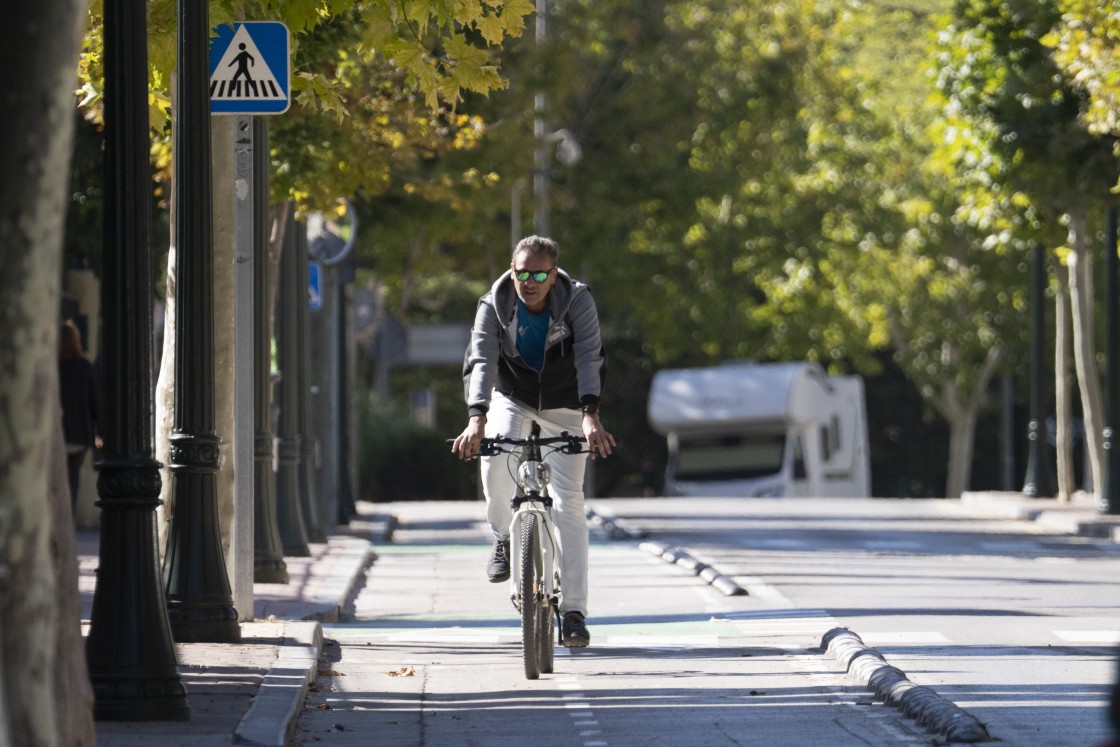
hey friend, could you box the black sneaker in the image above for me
[562,611,590,647]
[486,539,510,583]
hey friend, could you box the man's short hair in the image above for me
[512,235,559,266]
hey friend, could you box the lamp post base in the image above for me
[92,678,190,722]
[167,605,241,643]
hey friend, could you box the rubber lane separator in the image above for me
[638,541,747,597]
[821,627,990,744]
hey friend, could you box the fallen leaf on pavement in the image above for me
[386,666,416,677]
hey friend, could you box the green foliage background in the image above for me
[66,0,1120,500]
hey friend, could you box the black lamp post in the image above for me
[337,263,358,525]
[1102,207,1120,515]
[252,118,288,582]
[297,227,327,541]
[1022,242,1053,498]
[162,0,241,642]
[85,0,189,720]
[275,210,311,556]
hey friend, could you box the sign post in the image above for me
[208,21,292,615]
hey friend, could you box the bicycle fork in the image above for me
[509,498,562,631]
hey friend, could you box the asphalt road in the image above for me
[597,496,1120,746]
[293,497,1119,747]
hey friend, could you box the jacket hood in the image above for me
[487,267,584,326]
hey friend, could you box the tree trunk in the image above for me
[937,345,1003,499]
[1054,256,1075,501]
[0,0,95,743]
[156,241,177,552]
[945,400,978,500]
[1067,209,1105,499]
[396,228,429,317]
[48,412,96,745]
[156,82,179,553]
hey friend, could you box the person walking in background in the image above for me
[452,235,615,648]
[58,319,101,511]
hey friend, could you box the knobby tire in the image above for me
[538,584,555,674]
[520,513,541,679]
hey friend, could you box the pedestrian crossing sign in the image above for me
[209,22,290,115]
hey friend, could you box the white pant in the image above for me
[482,392,589,616]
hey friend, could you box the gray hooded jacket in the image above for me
[463,268,606,417]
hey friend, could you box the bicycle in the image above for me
[459,421,586,679]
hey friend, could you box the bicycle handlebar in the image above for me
[446,431,587,457]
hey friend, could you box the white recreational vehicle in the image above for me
[647,361,871,498]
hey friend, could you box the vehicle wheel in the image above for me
[520,514,541,680]
[538,600,555,674]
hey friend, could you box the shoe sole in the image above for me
[488,572,510,583]
[563,638,590,648]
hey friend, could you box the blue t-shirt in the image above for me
[516,298,550,371]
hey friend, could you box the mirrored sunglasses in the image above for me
[514,268,552,284]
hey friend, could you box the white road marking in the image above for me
[860,631,949,645]
[1053,630,1120,644]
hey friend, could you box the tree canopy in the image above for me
[77,0,534,212]
[67,0,1120,497]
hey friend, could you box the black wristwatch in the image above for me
[581,403,599,415]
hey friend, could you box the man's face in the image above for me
[510,250,555,313]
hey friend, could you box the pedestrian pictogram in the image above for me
[209,22,290,115]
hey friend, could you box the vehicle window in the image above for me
[674,434,785,481]
[792,435,807,480]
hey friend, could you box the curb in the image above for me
[821,627,990,743]
[234,620,324,746]
[638,541,747,596]
[236,531,376,745]
[302,536,378,623]
[960,491,1120,542]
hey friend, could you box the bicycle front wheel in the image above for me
[538,594,555,674]
[520,513,542,680]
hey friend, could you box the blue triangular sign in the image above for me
[209,22,290,115]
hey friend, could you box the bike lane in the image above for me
[293,500,928,746]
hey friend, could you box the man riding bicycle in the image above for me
[451,235,616,648]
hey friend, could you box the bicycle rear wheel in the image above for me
[520,514,541,680]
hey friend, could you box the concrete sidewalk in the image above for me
[79,492,1118,746]
[80,505,389,747]
[959,488,1120,541]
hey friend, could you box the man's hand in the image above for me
[582,413,616,460]
[451,415,487,459]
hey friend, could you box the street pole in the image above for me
[336,264,358,524]
[251,118,288,581]
[230,115,255,618]
[1022,242,1053,498]
[163,0,241,642]
[533,0,548,237]
[86,0,189,719]
[1102,207,1120,514]
[307,251,336,530]
[308,212,358,526]
[297,226,326,541]
[275,210,311,555]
